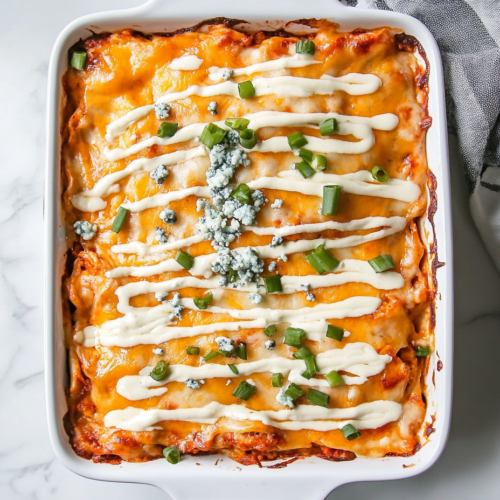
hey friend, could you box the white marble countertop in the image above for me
[1,1,500,498]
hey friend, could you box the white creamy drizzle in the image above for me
[104,110,398,161]
[105,74,383,143]
[71,146,207,212]
[82,296,381,348]
[169,55,204,71]
[103,400,403,432]
[111,234,206,258]
[208,53,322,81]
[116,343,392,401]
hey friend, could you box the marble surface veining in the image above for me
[1,1,500,499]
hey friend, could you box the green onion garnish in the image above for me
[199,123,227,148]
[368,254,395,273]
[284,327,306,348]
[340,424,361,441]
[219,350,233,357]
[228,268,238,283]
[235,342,247,360]
[157,122,178,138]
[175,250,194,270]
[229,364,239,375]
[307,388,330,408]
[294,347,317,378]
[193,292,213,310]
[111,207,129,233]
[295,161,316,179]
[230,183,252,204]
[264,325,277,337]
[305,245,340,274]
[321,185,342,216]
[70,50,87,70]
[163,446,181,464]
[326,325,344,341]
[298,148,314,163]
[225,117,249,130]
[325,370,344,387]
[319,118,339,136]
[296,40,316,55]
[371,165,390,183]
[264,274,283,293]
[293,347,314,360]
[238,80,255,99]
[287,132,308,149]
[232,380,257,400]
[272,373,283,387]
[415,346,430,357]
[284,382,304,400]
[312,155,327,172]
[239,129,257,149]
[150,360,169,381]
[203,350,220,362]
[186,346,200,356]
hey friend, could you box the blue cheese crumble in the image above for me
[264,340,276,350]
[155,292,168,302]
[159,208,176,224]
[222,68,233,80]
[306,292,316,302]
[185,379,201,390]
[207,101,218,115]
[226,379,232,385]
[248,293,264,304]
[152,348,164,355]
[168,292,184,321]
[154,102,170,119]
[216,336,235,353]
[270,198,283,209]
[270,236,283,248]
[268,261,277,272]
[276,387,295,408]
[155,227,168,243]
[74,221,97,240]
[251,190,267,208]
[212,247,264,286]
[278,254,288,262]
[150,164,169,184]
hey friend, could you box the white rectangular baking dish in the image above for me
[44,0,453,498]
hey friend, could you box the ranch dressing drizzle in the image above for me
[104,110,397,161]
[116,343,392,401]
[105,73,383,142]
[103,400,403,432]
[169,55,204,71]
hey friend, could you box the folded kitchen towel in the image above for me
[345,0,500,273]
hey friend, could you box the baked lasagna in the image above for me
[61,19,436,466]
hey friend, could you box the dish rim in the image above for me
[44,1,454,498]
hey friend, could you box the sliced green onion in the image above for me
[295,161,316,179]
[238,80,255,99]
[204,350,220,362]
[319,118,339,136]
[325,370,344,387]
[272,373,284,387]
[298,148,314,163]
[239,129,257,149]
[157,122,178,138]
[264,325,277,337]
[229,364,239,375]
[294,347,317,377]
[307,388,330,408]
[264,274,283,293]
[150,360,169,381]
[293,347,314,360]
[235,342,247,360]
[163,446,181,464]
[340,424,361,441]
[225,117,249,131]
[70,50,87,70]
[287,132,308,149]
[368,254,395,273]
[175,250,194,270]
[296,40,316,55]
[186,346,200,356]
[193,292,213,310]
[111,207,129,233]
[284,382,304,400]
[228,268,238,283]
[322,185,342,216]
[312,155,327,172]
[232,380,257,400]
[230,183,252,204]
[305,245,340,274]
[415,346,430,357]
[284,327,306,348]
[326,325,344,341]
[219,350,233,357]
[199,122,227,148]
[371,165,390,183]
